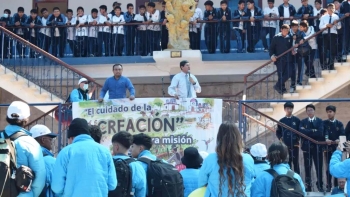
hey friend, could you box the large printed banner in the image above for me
[72,98,222,161]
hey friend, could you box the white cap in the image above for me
[250,143,267,158]
[7,101,30,120]
[199,151,209,160]
[78,78,88,85]
[30,124,57,139]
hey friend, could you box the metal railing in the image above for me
[0,26,102,101]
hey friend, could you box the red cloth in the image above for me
[175,164,186,172]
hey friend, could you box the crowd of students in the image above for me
[2,100,350,196]
[1,0,350,57]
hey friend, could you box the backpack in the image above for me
[108,158,135,197]
[54,89,80,125]
[266,169,304,197]
[138,157,184,197]
[0,131,28,197]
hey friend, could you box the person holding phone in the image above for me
[330,141,350,195]
[324,105,345,192]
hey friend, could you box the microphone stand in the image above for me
[162,77,165,97]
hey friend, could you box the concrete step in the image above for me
[309,78,324,83]
[283,93,299,99]
[296,85,312,91]
[321,70,337,76]
[335,62,350,68]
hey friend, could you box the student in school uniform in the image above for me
[160,2,168,51]
[124,3,136,56]
[276,102,300,174]
[232,0,246,53]
[217,0,231,53]
[289,20,303,91]
[11,7,28,58]
[299,104,324,192]
[189,0,203,50]
[75,7,88,57]
[110,1,123,17]
[278,0,296,29]
[134,5,148,56]
[146,2,161,55]
[26,9,42,58]
[0,9,12,59]
[203,0,218,54]
[319,3,341,70]
[98,5,112,57]
[324,105,345,192]
[299,20,317,79]
[261,0,279,52]
[39,8,51,54]
[295,0,314,27]
[112,6,125,56]
[65,9,77,57]
[314,0,322,32]
[244,0,263,53]
[340,0,350,55]
[88,8,99,57]
[47,7,66,58]
[334,0,345,62]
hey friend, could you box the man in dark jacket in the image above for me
[276,102,300,174]
[299,104,324,192]
[243,0,263,53]
[269,24,293,94]
[278,0,296,29]
[26,9,42,58]
[11,7,28,58]
[295,0,314,26]
[217,0,231,53]
[340,0,350,54]
[203,0,218,54]
[232,0,246,53]
[0,9,12,59]
[46,7,66,58]
[324,105,345,192]
[160,2,168,51]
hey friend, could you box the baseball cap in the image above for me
[7,101,30,120]
[30,124,57,138]
[78,78,88,85]
[250,143,267,158]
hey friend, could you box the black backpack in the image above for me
[266,169,304,197]
[0,131,28,197]
[108,158,135,197]
[138,157,184,197]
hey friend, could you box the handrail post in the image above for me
[57,103,62,152]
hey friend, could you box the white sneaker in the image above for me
[289,87,295,93]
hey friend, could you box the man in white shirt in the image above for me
[134,5,148,56]
[88,8,99,57]
[40,8,51,53]
[261,0,279,52]
[189,0,203,50]
[168,60,201,99]
[75,6,88,57]
[98,5,113,57]
[65,9,77,57]
[319,3,341,70]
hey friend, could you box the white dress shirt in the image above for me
[263,6,279,28]
[146,10,160,31]
[98,14,112,33]
[134,14,147,31]
[319,13,341,34]
[168,72,201,98]
[40,17,51,37]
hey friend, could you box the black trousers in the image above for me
[137,30,147,56]
[219,24,230,53]
[147,30,160,55]
[161,27,168,51]
[67,39,77,57]
[325,149,338,188]
[15,34,25,57]
[76,36,88,57]
[321,33,337,70]
[204,25,217,54]
[190,29,201,50]
[261,27,275,50]
[52,36,65,58]
[290,54,303,87]
[1,35,11,58]
[125,28,136,56]
[112,34,124,56]
[29,36,38,58]
[40,34,51,54]
[97,32,112,56]
[288,145,300,174]
[303,146,323,189]
[275,60,293,91]
[89,37,98,56]
[247,26,260,52]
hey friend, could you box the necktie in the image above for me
[328,15,332,34]
[186,74,192,98]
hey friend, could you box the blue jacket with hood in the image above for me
[198,153,255,197]
[330,150,350,194]
[251,163,306,196]
[3,125,46,197]
[51,134,117,197]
